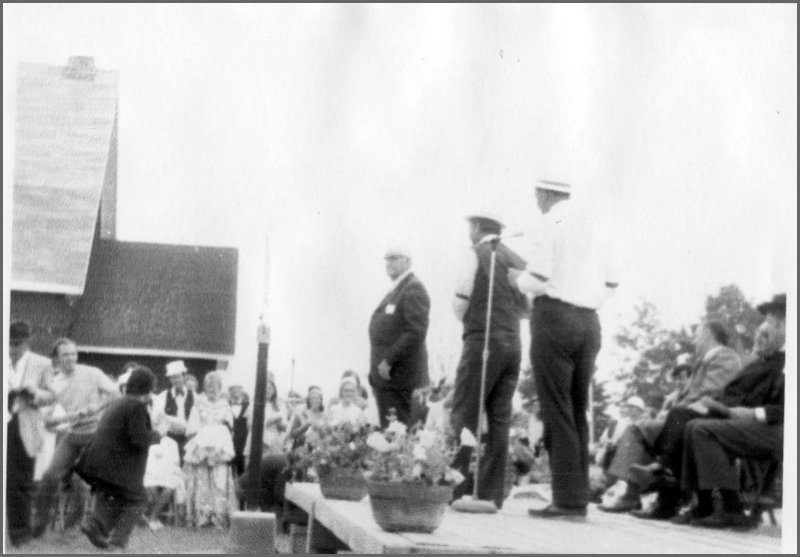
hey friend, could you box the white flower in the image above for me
[447,468,466,485]
[412,444,427,461]
[387,421,407,437]
[367,432,392,452]
[460,427,477,447]
[418,429,437,449]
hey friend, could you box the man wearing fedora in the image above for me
[368,245,431,428]
[629,294,786,527]
[6,321,55,546]
[450,211,529,509]
[511,180,620,518]
[152,360,195,464]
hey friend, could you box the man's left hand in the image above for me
[378,360,392,381]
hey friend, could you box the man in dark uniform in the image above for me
[630,293,786,525]
[512,180,619,518]
[229,382,250,478]
[450,211,529,509]
[368,245,431,428]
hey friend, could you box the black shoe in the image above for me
[80,521,109,549]
[629,464,677,492]
[631,502,678,521]
[528,504,587,518]
[691,509,755,530]
[671,506,710,525]
[30,521,48,540]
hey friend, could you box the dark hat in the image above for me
[756,294,786,317]
[10,321,32,345]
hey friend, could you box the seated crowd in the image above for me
[6,292,785,549]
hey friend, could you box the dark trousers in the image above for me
[682,419,783,492]
[373,388,413,429]
[653,406,705,481]
[530,297,601,508]
[450,334,521,508]
[84,489,143,548]
[7,415,35,543]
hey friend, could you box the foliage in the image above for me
[704,284,763,354]
[365,422,465,487]
[301,417,373,476]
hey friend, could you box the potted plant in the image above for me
[364,422,465,533]
[301,417,372,500]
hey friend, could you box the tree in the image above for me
[704,284,763,354]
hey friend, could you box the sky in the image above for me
[2,4,797,549]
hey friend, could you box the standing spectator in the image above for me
[6,321,55,546]
[152,360,195,465]
[241,378,290,511]
[450,211,528,509]
[182,371,237,528]
[512,180,619,518]
[228,382,250,478]
[368,245,431,428]
[76,366,165,551]
[31,338,119,538]
[287,386,326,482]
[185,374,200,399]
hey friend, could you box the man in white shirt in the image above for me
[512,179,619,518]
[151,360,195,465]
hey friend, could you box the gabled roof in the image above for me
[72,239,238,358]
[11,57,118,294]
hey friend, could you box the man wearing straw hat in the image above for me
[152,360,195,464]
[511,180,620,518]
[451,211,529,510]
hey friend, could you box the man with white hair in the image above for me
[368,245,431,428]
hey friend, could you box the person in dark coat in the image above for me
[76,366,164,550]
[229,384,250,478]
[630,294,786,523]
[368,245,431,428]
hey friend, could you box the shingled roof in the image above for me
[72,239,238,358]
[11,57,118,294]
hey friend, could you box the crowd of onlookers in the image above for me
[6,292,785,549]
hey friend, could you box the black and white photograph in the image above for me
[3,4,796,554]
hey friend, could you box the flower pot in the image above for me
[366,480,453,533]
[317,469,367,501]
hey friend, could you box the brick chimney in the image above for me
[63,56,96,81]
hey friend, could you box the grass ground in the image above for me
[6,522,293,554]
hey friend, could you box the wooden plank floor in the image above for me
[286,483,782,554]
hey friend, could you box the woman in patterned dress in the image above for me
[182,371,237,528]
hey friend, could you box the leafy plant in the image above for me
[300,417,373,476]
[365,421,465,487]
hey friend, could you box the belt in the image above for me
[535,295,596,313]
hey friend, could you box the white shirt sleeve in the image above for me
[452,246,478,321]
[517,218,552,296]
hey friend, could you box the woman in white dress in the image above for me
[182,371,237,528]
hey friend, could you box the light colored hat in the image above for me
[535,179,572,194]
[465,211,505,229]
[165,360,187,377]
[624,396,646,411]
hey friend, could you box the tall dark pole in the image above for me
[245,318,270,510]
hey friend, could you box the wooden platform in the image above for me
[285,483,781,554]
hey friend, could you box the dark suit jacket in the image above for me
[76,396,160,502]
[232,400,250,456]
[368,272,430,392]
[718,351,784,424]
